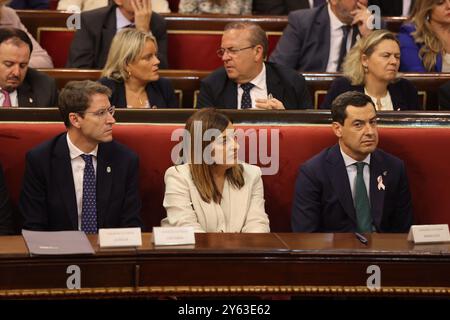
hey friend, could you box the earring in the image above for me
[426,14,430,22]
[363,65,368,73]
[127,70,132,79]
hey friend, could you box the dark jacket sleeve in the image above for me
[390,160,413,232]
[294,73,313,109]
[320,77,353,109]
[197,78,216,108]
[119,151,144,229]
[20,151,49,231]
[159,77,178,108]
[269,10,306,70]
[66,12,96,68]
[0,164,14,235]
[401,79,419,110]
[291,164,322,232]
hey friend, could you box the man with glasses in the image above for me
[197,22,312,110]
[20,80,143,233]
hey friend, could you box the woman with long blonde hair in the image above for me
[398,0,450,72]
[179,0,252,14]
[321,30,419,110]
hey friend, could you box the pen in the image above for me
[354,232,368,245]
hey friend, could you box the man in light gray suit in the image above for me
[269,0,373,72]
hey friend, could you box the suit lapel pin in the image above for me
[106,166,111,173]
[29,97,33,103]
[377,175,385,191]
[383,171,388,176]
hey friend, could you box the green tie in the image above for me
[354,162,372,233]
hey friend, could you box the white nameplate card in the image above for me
[152,227,196,246]
[98,228,142,248]
[407,224,450,244]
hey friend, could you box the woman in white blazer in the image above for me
[162,108,270,233]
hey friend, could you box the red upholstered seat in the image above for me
[168,31,223,70]
[37,28,75,68]
[1,123,449,232]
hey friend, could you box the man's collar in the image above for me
[328,3,347,31]
[239,63,266,90]
[116,7,133,30]
[66,132,98,160]
[340,145,371,167]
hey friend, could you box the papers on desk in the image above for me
[22,229,95,256]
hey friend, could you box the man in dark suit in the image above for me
[0,163,13,235]
[20,80,143,232]
[269,1,373,72]
[67,0,168,69]
[198,22,312,110]
[292,91,413,233]
[0,28,57,107]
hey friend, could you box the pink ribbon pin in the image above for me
[377,175,385,190]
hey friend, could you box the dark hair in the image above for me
[58,80,111,128]
[0,28,33,55]
[184,108,244,203]
[331,91,376,124]
[224,22,268,59]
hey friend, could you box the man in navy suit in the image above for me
[269,1,373,72]
[20,80,143,232]
[198,22,312,110]
[291,91,413,232]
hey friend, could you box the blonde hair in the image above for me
[183,109,244,204]
[101,28,157,81]
[409,0,444,71]
[342,29,400,86]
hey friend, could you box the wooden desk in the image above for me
[0,233,449,299]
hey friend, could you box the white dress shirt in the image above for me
[0,89,18,107]
[66,133,98,230]
[237,63,268,109]
[364,88,394,111]
[326,4,354,72]
[340,147,371,204]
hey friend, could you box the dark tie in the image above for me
[240,83,254,109]
[354,162,372,233]
[313,0,326,7]
[123,23,135,29]
[81,154,97,234]
[2,90,11,107]
[337,25,351,71]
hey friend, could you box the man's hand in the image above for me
[255,97,285,110]
[351,2,373,38]
[132,0,152,33]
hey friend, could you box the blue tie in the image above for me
[81,154,97,234]
[240,83,254,109]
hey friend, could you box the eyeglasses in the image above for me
[77,106,115,118]
[216,46,255,58]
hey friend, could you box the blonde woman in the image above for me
[57,0,171,13]
[321,30,419,111]
[398,0,450,72]
[179,0,252,14]
[161,108,270,233]
[99,28,177,108]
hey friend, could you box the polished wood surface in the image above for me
[1,108,450,126]
[0,233,449,298]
